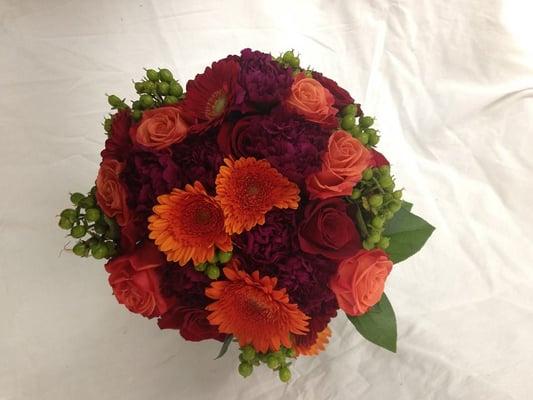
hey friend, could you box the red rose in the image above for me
[298,198,362,260]
[105,241,174,318]
[158,305,225,342]
[95,159,130,226]
[101,109,133,161]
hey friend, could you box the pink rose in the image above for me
[306,130,371,199]
[330,249,393,316]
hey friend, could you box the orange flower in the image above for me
[148,181,232,266]
[215,157,300,234]
[292,326,331,356]
[205,261,309,353]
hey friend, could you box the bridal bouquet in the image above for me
[57,49,433,382]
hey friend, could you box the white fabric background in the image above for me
[1,0,532,399]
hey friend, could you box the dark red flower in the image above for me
[158,305,225,342]
[370,148,390,167]
[101,109,133,161]
[181,59,243,134]
[298,198,362,260]
[311,71,359,112]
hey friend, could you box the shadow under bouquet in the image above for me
[57,48,434,382]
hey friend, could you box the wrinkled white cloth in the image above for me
[1,0,532,399]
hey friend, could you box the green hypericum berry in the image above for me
[359,132,369,145]
[378,236,390,249]
[341,115,355,130]
[195,262,207,272]
[146,69,159,82]
[282,50,295,64]
[362,168,373,181]
[379,165,390,175]
[159,68,173,83]
[70,192,85,205]
[169,82,183,97]
[107,95,123,108]
[241,346,256,362]
[157,82,170,96]
[238,362,253,378]
[72,241,89,257]
[379,175,394,189]
[218,251,233,264]
[392,190,403,200]
[104,118,112,133]
[70,225,86,239]
[289,56,300,68]
[362,239,374,250]
[58,217,73,230]
[351,125,362,137]
[372,216,385,229]
[132,110,143,121]
[389,200,402,213]
[163,95,179,105]
[341,104,356,116]
[132,100,141,110]
[206,264,220,280]
[143,81,157,94]
[139,94,154,109]
[61,208,77,221]
[78,196,96,209]
[105,241,117,257]
[368,129,380,146]
[359,116,374,129]
[384,210,394,220]
[286,348,296,358]
[85,208,101,222]
[91,243,108,260]
[266,355,280,370]
[279,367,291,382]
[134,81,145,93]
[350,188,361,200]
[94,223,107,235]
[368,231,381,244]
[369,194,383,207]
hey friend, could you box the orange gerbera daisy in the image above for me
[292,326,331,356]
[148,181,232,266]
[205,261,309,353]
[215,157,300,234]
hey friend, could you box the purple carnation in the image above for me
[233,209,298,265]
[217,109,330,186]
[238,48,293,112]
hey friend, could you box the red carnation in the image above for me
[181,58,243,134]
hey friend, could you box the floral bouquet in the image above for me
[57,49,434,382]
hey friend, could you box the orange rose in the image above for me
[330,249,393,316]
[285,73,337,125]
[96,159,130,226]
[306,130,371,199]
[136,106,189,150]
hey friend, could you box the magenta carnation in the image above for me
[217,109,330,186]
[237,48,293,112]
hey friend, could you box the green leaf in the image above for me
[383,201,434,264]
[347,293,397,352]
[215,334,234,360]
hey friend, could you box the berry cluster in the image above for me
[104,68,185,128]
[58,187,119,259]
[340,105,380,147]
[238,345,295,382]
[349,165,403,250]
[193,250,233,280]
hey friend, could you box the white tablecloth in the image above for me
[1,0,532,399]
